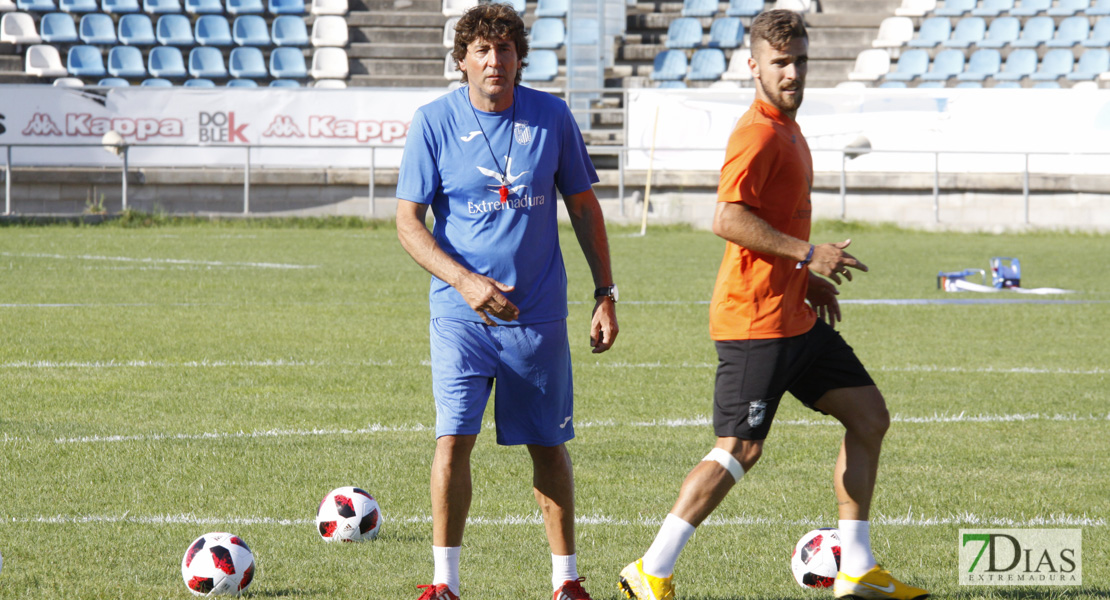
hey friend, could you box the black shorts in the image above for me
[713,320,875,440]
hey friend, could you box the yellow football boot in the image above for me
[834,566,929,600]
[618,559,675,600]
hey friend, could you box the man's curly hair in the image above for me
[451,3,530,85]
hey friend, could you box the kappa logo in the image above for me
[262,115,304,138]
[476,156,528,196]
[748,400,768,428]
[22,113,63,136]
[460,130,482,142]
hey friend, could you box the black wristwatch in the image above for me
[594,285,619,303]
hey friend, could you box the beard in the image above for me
[759,80,805,114]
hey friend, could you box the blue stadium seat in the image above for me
[184,0,221,13]
[687,47,726,80]
[1030,47,1074,79]
[907,16,950,47]
[921,47,964,79]
[107,44,145,76]
[884,47,929,80]
[521,48,557,81]
[268,45,306,77]
[665,17,701,49]
[226,0,263,14]
[1090,0,1110,14]
[651,49,687,80]
[233,15,269,45]
[269,77,300,86]
[942,16,984,47]
[67,44,105,76]
[102,0,140,13]
[726,0,761,17]
[155,13,192,44]
[705,17,743,48]
[40,12,78,42]
[227,77,258,86]
[1046,15,1088,47]
[270,14,307,45]
[16,0,56,12]
[58,0,97,12]
[534,0,565,17]
[971,0,1013,16]
[195,14,232,45]
[1011,15,1053,47]
[957,48,1001,80]
[1083,18,1110,46]
[915,80,945,87]
[992,80,1021,87]
[1068,48,1109,79]
[143,0,179,12]
[935,0,974,15]
[118,13,155,44]
[955,81,983,87]
[993,47,1037,79]
[141,76,173,85]
[681,0,715,16]
[228,45,266,77]
[657,80,687,88]
[147,44,185,76]
[529,17,564,49]
[268,0,303,13]
[79,12,116,43]
[1047,0,1087,14]
[97,76,130,85]
[977,16,1019,47]
[1032,80,1059,87]
[188,45,226,77]
[184,77,215,85]
[879,80,908,87]
[1011,0,1049,14]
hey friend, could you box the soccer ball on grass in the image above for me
[181,532,256,596]
[790,527,841,588]
[316,486,383,542]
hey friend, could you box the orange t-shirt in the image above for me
[709,99,815,341]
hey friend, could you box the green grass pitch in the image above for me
[0,219,1107,599]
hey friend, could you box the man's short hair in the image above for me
[451,3,530,85]
[749,9,808,52]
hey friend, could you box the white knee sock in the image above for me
[551,553,579,590]
[838,520,877,577]
[433,546,461,595]
[641,513,696,578]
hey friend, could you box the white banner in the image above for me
[0,86,445,168]
[627,88,1110,175]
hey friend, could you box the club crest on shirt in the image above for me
[514,121,533,145]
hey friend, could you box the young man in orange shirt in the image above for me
[618,9,929,600]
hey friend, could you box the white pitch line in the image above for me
[0,251,317,270]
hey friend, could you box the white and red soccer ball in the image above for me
[316,486,383,542]
[180,532,256,596]
[791,527,841,588]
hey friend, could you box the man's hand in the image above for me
[589,298,618,353]
[809,239,869,285]
[456,273,519,326]
[806,272,841,326]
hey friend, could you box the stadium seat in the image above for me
[1011,15,1053,47]
[528,17,564,49]
[1083,18,1110,46]
[521,47,557,80]
[231,14,267,45]
[442,15,457,47]
[1031,80,1059,87]
[15,0,54,12]
[441,0,476,16]
[687,47,726,80]
[310,0,345,15]
[117,13,155,44]
[107,44,145,76]
[155,14,192,44]
[142,0,179,13]
[101,0,140,13]
[141,76,172,84]
[269,45,306,77]
[228,45,266,77]
[957,47,1001,79]
[1011,0,1050,14]
[183,76,215,85]
[971,0,1013,17]
[25,43,68,75]
[308,45,347,78]
[720,47,751,80]
[895,0,936,16]
[227,77,257,86]
[993,46,1037,79]
[310,14,347,46]
[1030,47,1074,79]
[726,0,761,16]
[884,47,929,80]
[705,17,743,48]
[312,77,344,87]
[269,0,304,14]
[188,45,227,77]
[1068,48,1110,79]
[195,14,232,45]
[39,11,77,42]
[271,14,307,45]
[872,16,914,48]
[665,17,701,49]
[1090,0,1110,14]
[943,16,985,47]
[53,76,85,85]
[184,0,221,13]
[1,11,41,43]
[1046,16,1088,47]
[976,15,1019,47]
[651,49,687,80]
[58,0,96,12]
[992,80,1021,87]
[226,0,263,14]
[1047,0,1087,14]
[657,80,687,88]
[681,0,715,17]
[878,80,907,87]
[534,0,565,16]
[147,44,185,76]
[97,76,129,85]
[79,13,116,43]
[67,44,106,76]
[269,77,299,85]
[907,16,950,47]
[955,80,982,86]
[921,47,965,80]
[847,48,890,81]
[935,0,974,15]
[0,0,13,10]
[915,80,945,87]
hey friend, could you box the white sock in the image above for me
[641,513,696,578]
[432,546,461,595]
[551,553,579,590]
[838,520,877,577]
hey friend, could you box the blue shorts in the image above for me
[429,317,574,446]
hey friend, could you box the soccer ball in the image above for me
[790,528,841,588]
[181,532,256,596]
[316,486,382,542]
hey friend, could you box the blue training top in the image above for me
[397,84,599,325]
